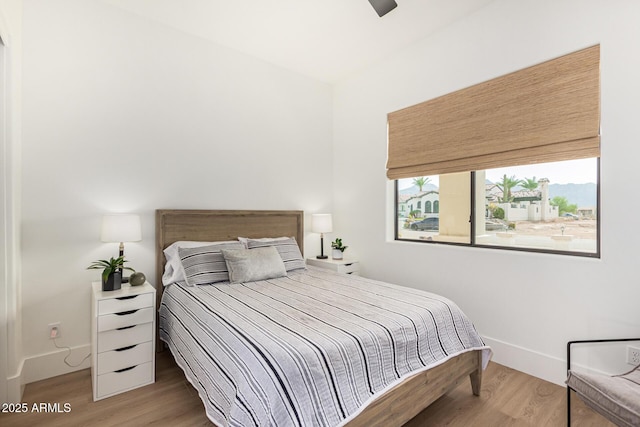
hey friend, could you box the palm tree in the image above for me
[412,177,431,192]
[496,174,522,203]
[521,176,539,191]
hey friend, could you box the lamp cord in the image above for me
[52,337,91,368]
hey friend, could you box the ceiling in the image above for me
[103,0,495,83]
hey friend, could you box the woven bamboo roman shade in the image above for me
[387,45,600,179]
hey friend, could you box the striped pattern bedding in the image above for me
[159,267,489,427]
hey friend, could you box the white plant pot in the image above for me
[332,249,344,260]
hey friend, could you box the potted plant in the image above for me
[331,238,348,260]
[87,256,134,291]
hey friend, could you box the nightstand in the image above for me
[91,282,155,401]
[306,258,360,275]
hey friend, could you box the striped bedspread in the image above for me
[159,267,490,427]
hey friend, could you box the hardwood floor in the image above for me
[1,351,614,426]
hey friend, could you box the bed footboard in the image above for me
[345,350,483,427]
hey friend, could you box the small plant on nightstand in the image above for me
[331,238,348,260]
[87,256,134,292]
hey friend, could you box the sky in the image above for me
[398,158,598,190]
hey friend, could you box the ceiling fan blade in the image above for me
[368,0,398,17]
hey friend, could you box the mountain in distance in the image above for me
[548,183,597,208]
[399,182,597,208]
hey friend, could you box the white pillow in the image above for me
[222,247,287,284]
[238,236,289,248]
[162,240,238,286]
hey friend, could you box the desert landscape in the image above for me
[509,218,596,240]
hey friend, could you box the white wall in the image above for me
[333,0,640,385]
[20,0,333,381]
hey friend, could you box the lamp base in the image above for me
[316,255,328,259]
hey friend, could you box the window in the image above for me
[389,46,600,257]
[395,158,599,256]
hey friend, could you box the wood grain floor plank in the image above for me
[0,351,616,426]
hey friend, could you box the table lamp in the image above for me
[311,213,332,259]
[101,214,142,282]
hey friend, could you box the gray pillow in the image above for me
[178,242,245,286]
[222,246,287,284]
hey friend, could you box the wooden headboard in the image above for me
[155,209,304,310]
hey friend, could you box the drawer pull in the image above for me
[344,263,354,266]
[115,344,137,352]
[115,309,138,316]
[116,325,136,331]
[114,365,137,373]
[116,295,138,301]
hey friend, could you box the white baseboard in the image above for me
[23,344,91,384]
[7,358,25,402]
[482,336,567,386]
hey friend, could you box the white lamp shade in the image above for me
[311,214,333,233]
[101,214,142,243]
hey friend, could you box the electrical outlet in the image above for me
[48,322,61,339]
[627,346,640,366]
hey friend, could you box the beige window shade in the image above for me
[387,45,600,180]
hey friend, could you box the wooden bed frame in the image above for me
[155,209,483,427]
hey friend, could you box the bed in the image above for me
[155,209,491,427]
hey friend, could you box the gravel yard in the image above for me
[509,218,596,239]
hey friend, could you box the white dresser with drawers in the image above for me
[306,257,360,275]
[91,281,155,401]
